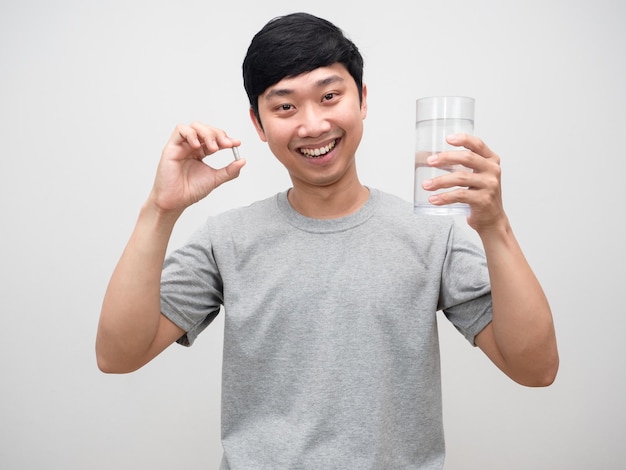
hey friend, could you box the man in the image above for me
[96,12,558,469]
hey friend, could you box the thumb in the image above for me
[213,158,246,188]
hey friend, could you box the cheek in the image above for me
[263,129,292,159]
[340,101,366,129]
[263,123,291,148]
[344,108,365,138]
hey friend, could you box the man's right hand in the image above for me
[149,122,246,215]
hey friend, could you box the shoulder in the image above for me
[371,188,454,235]
[214,192,281,221]
[199,192,289,246]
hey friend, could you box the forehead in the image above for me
[260,64,353,101]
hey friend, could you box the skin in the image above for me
[96,126,244,373]
[250,64,370,219]
[426,136,559,386]
[96,62,558,386]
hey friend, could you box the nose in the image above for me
[297,105,331,138]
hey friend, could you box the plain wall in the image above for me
[1,0,625,468]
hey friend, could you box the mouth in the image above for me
[298,139,338,158]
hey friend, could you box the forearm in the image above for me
[96,201,181,372]
[478,218,559,385]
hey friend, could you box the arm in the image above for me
[96,123,246,373]
[424,135,558,386]
[473,219,558,387]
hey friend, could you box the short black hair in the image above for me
[243,12,364,123]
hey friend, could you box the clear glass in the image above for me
[413,96,475,216]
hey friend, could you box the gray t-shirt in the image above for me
[160,188,492,469]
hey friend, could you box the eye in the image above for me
[322,92,336,102]
[280,104,293,111]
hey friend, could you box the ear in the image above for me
[360,83,368,120]
[249,107,267,142]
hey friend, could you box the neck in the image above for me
[287,180,370,219]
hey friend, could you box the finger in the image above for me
[190,122,233,148]
[190,123,242,155]
[427,187,473,206]
[430,146,499,174]
[212,158,247,188]
[447,134,499,162]
[423,169,477,191]
[427,150,484,173]
[173,124,202,149]
[187,122,218,155]
[199,139,242,162]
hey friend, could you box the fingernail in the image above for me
[422,179,433,189]
[427,154,438,164]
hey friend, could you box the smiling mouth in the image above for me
[299,139,337,158]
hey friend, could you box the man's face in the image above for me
[251,63,368,191]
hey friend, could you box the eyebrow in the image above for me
[264,74,345,101]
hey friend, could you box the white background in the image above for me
[1,0,625,468]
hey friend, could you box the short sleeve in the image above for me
[439,224,493,345]
[160,221,224,346]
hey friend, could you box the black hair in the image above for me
[242,12,364,123]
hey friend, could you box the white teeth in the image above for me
[300,140,336,157]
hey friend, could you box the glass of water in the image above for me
[413,96,474,216]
